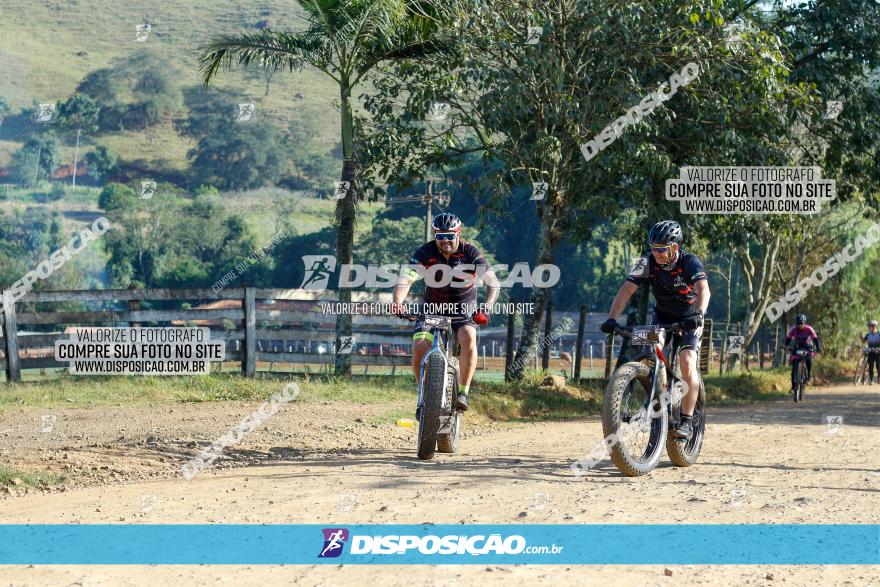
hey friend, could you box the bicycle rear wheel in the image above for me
[437,357,460,454]
[666,378,707,467]
[796,361,806,403]
[602,362,667,477]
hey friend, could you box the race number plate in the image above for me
[423,315,452,328]
[632,326,665,346]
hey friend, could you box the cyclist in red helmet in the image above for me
[391,212,500,412]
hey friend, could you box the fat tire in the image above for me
[437,358,460,454]
[436,413,460,453]
[602,361,667,477]
[666,379,707,467]
[417,354,445,460]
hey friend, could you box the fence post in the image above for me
[604,334,614,380]
[700,318,712,374]
[505,313,515,382]
[242,286,256,376]
[2,292,21,383]
[574,306,586,381]
[541,302,552,370]
[759,324,766,369]
[773,324,781,367]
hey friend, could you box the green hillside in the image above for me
[0,0,345,168]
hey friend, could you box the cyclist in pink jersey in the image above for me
[784,314,821,394]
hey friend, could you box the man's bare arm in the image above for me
[694,279,710,315]
[608,281,639,320]
[482,269,501,307]
[392,277,412,305]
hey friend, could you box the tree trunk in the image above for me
[334,85,357,378]
[508,193,562,380]
[722,254,735,372]
[737,235,782,372]
[72,128,81,189]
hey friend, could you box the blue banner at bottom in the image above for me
[0,524,877,565]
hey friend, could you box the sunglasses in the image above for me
[434,232,457,241]
[650,244,674,253]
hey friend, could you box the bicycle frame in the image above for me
[634,327,685,417]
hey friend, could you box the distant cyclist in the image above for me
[784,314,821,393]
[601,220,710,442]
[391,212,500,412]
[860,319,880,384]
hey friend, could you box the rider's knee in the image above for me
[458,327,477,350]
[412,340,431,354]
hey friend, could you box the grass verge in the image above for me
[0,364,799,422]
[0,465,66,490]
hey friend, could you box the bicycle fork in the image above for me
[643,347,679,425]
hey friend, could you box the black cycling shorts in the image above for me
[653,310,702,352]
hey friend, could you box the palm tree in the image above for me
[199,0,455,376]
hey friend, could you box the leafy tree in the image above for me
[361,0,760,378]
[57,94,100,188]
[48,183,65,201]
[98,182,139,211]
[270,226,336,287]
[199,0,457,377]
[132,67,182,127]
[176,88,286,190]
[76,68,125,131]
[85,145,120,183]
[359,216,424,265]
[10,134,60,186]
[101,186,265,289]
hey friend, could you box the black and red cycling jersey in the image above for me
[408,240,489,305]
[626,249,707,317]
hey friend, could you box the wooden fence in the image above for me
[0,287,420,383]
[1,288,765,384]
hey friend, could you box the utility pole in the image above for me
[384,177,451,242]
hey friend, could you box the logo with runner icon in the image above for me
[628,256,648,277]
[318,528,349,558]
[300,255,337,290]
[336,336,355,355]
[727,335,745,355]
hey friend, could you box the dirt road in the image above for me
[1,383,878,585]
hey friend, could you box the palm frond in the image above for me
[199,29,336,85]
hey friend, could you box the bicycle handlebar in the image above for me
[610,322,686,337]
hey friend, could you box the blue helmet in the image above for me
[648,220,682,245]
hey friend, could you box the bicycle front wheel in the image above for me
[417,353,445,460]
[855,356,868,385]
[602,361,667,477]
